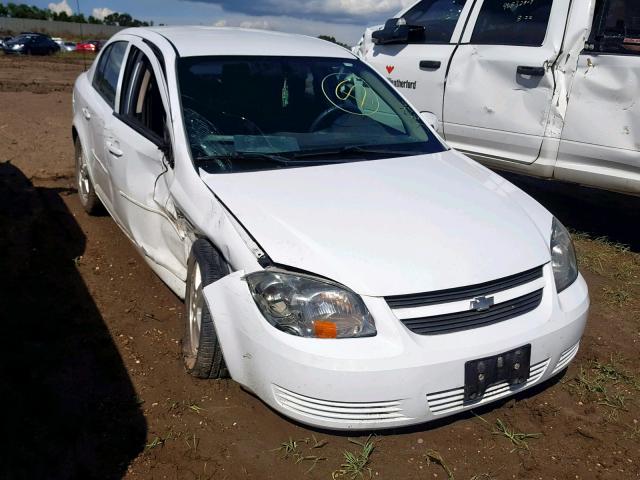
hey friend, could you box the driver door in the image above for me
[104,40,187,282]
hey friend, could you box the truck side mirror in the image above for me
[372,18,425,45]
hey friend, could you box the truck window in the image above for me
[402,0,468,44]
[470,0,553,46]
[590,0,640,54]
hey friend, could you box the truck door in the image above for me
[365,0,474,132]
[443,0,571,164]
[557,0,640,194]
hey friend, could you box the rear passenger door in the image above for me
[86,40,128,209]
[557,0,640,191]
[365,0,473,132]
[443,0,571,164]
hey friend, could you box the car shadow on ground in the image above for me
[0,161,146,479]
[499,172,640,252]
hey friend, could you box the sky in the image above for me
[31,0,416,45]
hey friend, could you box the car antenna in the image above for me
[75,0,87,70]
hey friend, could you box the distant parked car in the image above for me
[59,41,77,52]
[2,34,60,55]
[75,40,105,53]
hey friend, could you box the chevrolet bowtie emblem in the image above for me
[471,296,495,312]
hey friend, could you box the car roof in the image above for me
[120,26,354,59]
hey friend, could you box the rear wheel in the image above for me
[183,239,230,379]
[74,138,101,215]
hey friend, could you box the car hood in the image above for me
[201,150,551,297]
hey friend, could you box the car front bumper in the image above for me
[203,264,588,430]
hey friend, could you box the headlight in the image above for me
[12,44,23,50]
[246,270,376,339]
[550,218,578,293]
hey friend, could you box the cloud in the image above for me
[92,7,115,20]
[48,0,73,16]
[239,19,274,30]
[186,0,413,23]
[208,13,364,45]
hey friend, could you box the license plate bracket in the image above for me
[464,345,531,402]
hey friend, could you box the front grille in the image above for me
[400,289,543,335]
[385,265,543,309]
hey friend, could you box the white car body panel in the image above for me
[361,0,640,195]
[205,266,588,430]
[71,26,589,430]
[201,151,551,297]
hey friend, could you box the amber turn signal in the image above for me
[313,320,338,338]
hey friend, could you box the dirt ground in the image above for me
[1,54,639,480]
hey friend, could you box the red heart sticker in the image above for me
[386,65,395,74]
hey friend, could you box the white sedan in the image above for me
[72,26,589,430]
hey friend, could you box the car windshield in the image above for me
[177,56,445,173]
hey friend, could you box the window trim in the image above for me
[115,44,167,148]
[113,111,164,147]
[465,0,553,47]
[92,41,128,109]
[401,0,471,45]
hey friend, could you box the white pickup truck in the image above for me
[356,0,640,195]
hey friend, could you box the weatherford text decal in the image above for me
[388,78,417,90]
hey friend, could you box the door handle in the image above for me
[106,141,123,157]
[82,107,91,120]
[517,66,545,76]
[419,60,441,70]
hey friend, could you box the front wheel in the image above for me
[183,240,230,379]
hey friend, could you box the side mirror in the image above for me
[372,18,425,45]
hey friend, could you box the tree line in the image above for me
[0,2,152,26]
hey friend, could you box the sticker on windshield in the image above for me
[321,73,381,116]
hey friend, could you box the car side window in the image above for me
[589,0,640,55]
[470,0,553,46]
[92,41,127,109]
[119,46,167,143]
[402,0,469,44]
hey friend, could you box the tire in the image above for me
[183,239,230,379]
[74,138,101,215]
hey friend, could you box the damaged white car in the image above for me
[72,27,589,430]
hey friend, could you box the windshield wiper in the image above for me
[291,145,420,159]
[195,152,293,167]
[196,151,348,169]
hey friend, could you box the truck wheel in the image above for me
[183,239,230,379]
[74,138,101,215]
